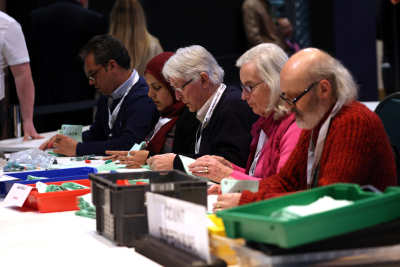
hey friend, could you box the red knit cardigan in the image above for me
[240,101,397,205]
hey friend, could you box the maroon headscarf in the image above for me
[144,52,185,154]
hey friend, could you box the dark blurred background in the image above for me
[4,0,383,101]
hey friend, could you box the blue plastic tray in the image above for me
[0,167,97,197]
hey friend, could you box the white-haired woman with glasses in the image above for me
[189,43,301,191]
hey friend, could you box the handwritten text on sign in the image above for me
[146,192,211,263]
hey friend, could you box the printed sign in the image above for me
[146,192,211,263]
[3,183,33,207]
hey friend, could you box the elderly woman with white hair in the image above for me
[189,43,301,186]
[147,45,257,171]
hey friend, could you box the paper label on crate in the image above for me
[3,183,33,207]
[146,192,211,263]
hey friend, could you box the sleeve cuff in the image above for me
[173,154,185,171]
[239,190,258,205]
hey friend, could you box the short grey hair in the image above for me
[162,45,224,85]
[307,51,358,105]
[236,43,289,119]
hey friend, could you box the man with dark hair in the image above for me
[40,34,158,156]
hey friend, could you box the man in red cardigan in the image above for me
[214,48,397,211]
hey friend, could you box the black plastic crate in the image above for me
[89,170,207,247]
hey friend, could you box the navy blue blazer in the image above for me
[174,85,258,168]
[76,77,159,155]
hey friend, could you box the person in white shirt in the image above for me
[0,11,41,140]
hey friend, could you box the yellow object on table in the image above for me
[207,214,226,236]
[208,214,244,265]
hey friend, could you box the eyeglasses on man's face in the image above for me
[241,81,264,94]
[87,61,110,82]
[280,81,320,105]
[87,68,102,82]
[174,78,193,93]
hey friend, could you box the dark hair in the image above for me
[80,34,131,70]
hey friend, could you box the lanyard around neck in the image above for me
[249,130,268,176]
[108,70,139,132]
[146,117,172,143]
[306,99,345,188]
[195,83,227,154]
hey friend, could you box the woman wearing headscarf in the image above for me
[105,52,198,167]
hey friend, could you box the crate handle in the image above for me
[150,183,175,192]
[360,185,382,194]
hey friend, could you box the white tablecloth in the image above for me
[0,126,90,153]
[0,199,162,266]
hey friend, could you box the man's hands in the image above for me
[39,134,77,156]
[147,153,176,170]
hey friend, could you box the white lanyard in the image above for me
[249,130,268,176]
[195,83,227,153]
[306,99,345,188]
[108,70,139,132]
[147,117,172,142]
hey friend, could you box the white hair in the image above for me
[236,43,289,119]
[307,51,358,104]
[162,45,224,85]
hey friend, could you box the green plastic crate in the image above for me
[216,183,400,248]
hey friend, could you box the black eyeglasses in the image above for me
[174,79,193,92]
[280,81,320,105]
[241,81,264,94]
[87,61,110,82]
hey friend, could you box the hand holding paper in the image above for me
[119,150,149,169]
[189,155,233,182]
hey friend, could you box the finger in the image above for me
[209,176,223,183]
[110,151,128,156]
[105,150,117,155]
[103,155,116,160]
[213,202,224,212]
[191,166,209,174]
[217,194,226,201]
[39,140,49,150]
[119,158,133,164]
[146,157,154,165]
[29,134,44,140]
[207,185,219,195]
[188,165,203,172]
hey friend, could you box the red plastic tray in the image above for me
[22,179,91,213]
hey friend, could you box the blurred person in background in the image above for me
[109,0,163,75]
[29,0,107,132]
